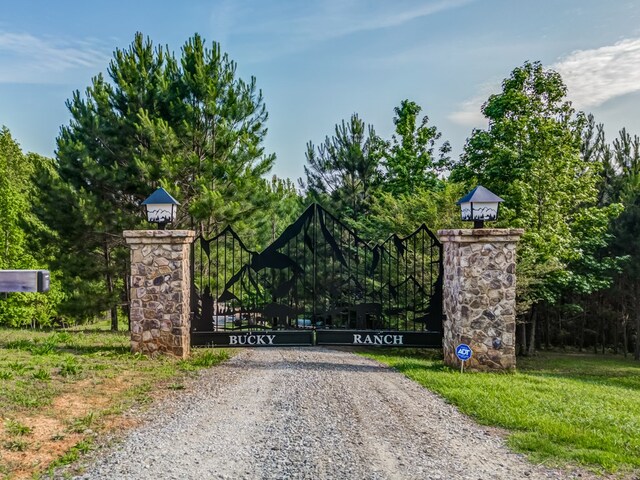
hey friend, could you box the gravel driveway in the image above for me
[72,348,594,480]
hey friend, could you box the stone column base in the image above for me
[124,230,196,358]
[438,229,524,372]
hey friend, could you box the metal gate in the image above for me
[190,204,443,347]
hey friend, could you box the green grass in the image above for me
[185,349,230,369]
[363,350,640,474]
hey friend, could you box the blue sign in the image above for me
[456,344,473,361]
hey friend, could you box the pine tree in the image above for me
[303,114,384,223]
[48,33,275,328]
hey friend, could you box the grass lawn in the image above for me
[0,327,229,479]
[363,349,640,476]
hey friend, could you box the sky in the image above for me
[1,0,640,181]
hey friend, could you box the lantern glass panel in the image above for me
[146,203,175,223]
[460,201,473,221]
[471,201,499,221]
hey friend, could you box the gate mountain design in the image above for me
[190,204,443,347]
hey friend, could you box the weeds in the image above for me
[3,439,29,452]
[5,339,33,350]
[32,368,51,380]
[67,412,96,434]
[5,337,59,355]
[187,349,229,368]
[5,419,32,436]
[5,362,27,374]
[47,439,93,472]
[59,357,81,376]
[52,332,72,345]
[30,340,57,356]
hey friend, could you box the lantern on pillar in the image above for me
[141,187,179,229]
[456,185,504,228]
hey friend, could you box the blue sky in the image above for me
[1,0,640,181]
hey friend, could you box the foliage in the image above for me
[450,61,624,352]
[303,113,385,223]
[0,129,66,327]
[604,129,640,359]
[383,99,451,195]
[256,176,304,248]
[353,181,465,243]
[542,120,640,358]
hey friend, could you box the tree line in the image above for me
[0,33,637,359]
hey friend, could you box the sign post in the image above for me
[455,343,473,373]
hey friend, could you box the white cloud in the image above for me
[447,94,487,126]
[447,83,497,127]
[0,31,110,84]
[212,0,474,61]
[553,37,640,108]
[448,37,640,126]
[296,0,474,43]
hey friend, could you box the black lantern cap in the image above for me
[141,187,180,206]
[456,185,504,205]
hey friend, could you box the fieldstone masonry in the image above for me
[437,228,524,372]
[124,230,196,358]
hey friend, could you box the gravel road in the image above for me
[72,348,594,480]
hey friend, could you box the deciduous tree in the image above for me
[0,129,64,326]
[451,61,622,354]
[383,100,450,195]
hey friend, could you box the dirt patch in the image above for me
[1,374,148,479]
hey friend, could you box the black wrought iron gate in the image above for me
[190,204,443,347]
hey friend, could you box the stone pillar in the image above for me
[123,230,196,358]
[437,229,524,372]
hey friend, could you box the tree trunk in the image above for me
[518,319,527,356]
[125,265,131,332]
[600,294,606,355]
[621,285,628,358]
[527,305,537,356]
[103,240,118,332]
[579,310,585,352]
[544,313,550,350]
[622,313,628,359]
[635,308,640,361]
